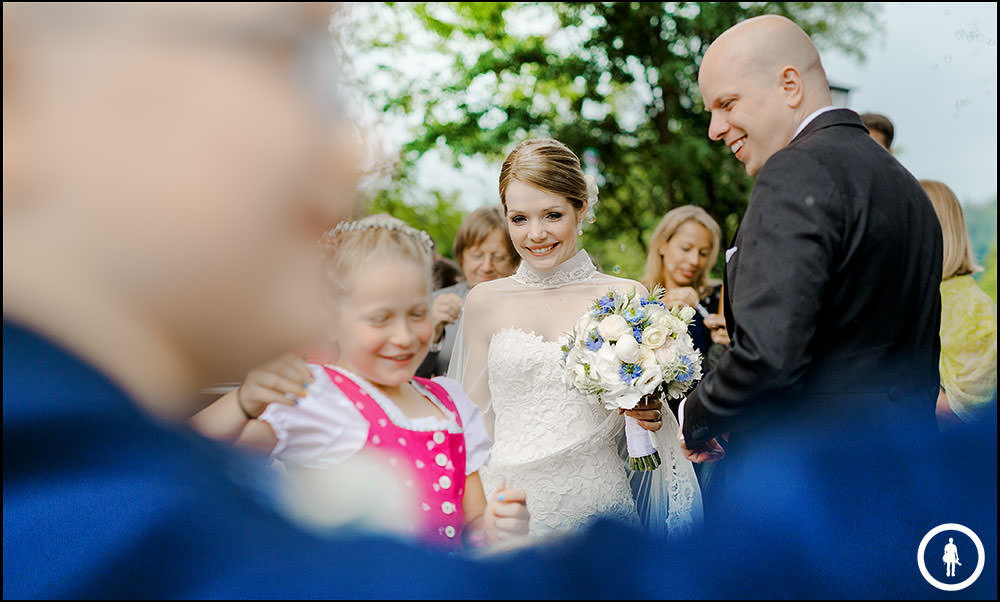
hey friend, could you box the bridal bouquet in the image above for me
[560,286,702,470]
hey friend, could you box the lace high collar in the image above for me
[511,249,597,289]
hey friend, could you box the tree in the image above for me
[978,240,997,305]
[345,2,881,279]
[368,189,467,258]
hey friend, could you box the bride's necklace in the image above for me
[511,249,597,289]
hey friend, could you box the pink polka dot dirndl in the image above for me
[323,367,466,548]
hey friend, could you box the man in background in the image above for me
[860,111,895,152]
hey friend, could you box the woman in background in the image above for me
[643,206,729,381]
[921,180,997,428]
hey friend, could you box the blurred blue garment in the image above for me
[0,320,674,599]
[4,319,995,598]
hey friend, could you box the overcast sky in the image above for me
[823,2,997,204]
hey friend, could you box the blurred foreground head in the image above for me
[3,3,360,417]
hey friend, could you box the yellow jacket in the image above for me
[940,275,998,420]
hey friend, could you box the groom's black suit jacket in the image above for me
[682,109,942,452]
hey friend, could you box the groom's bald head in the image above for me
[703,15,829,93]
[698,15,832,175]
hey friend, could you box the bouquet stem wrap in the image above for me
[624,415,661,471]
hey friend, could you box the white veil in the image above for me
[447,248,702,538]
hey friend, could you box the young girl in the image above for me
[194,215,528,549]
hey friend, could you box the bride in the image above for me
[449,139,702,540]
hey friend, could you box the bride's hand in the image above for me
[620,396,664,432]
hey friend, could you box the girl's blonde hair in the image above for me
[642,205,722,297]
[319,214,435,302]
[499,139,590,213]
[920,180,982,280]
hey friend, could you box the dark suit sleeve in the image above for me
[683,149,844,446]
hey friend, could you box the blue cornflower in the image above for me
[594,293,617,317]
[619,363,643,385]
[632,326,643,344]
[585,331,604,352]
[676,356,694,383]
[639,297,664,308]
[622,305,645,324]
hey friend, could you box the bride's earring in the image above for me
[577,222,583,236]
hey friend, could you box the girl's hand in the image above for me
[484,483,529,544]
[236,354,313,419]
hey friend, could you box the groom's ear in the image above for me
[779,65,804,109]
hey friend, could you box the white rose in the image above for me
[646,307,671,331]
[641,325,668,349]
[638,347,657,368]
[614,334,641,364]
[664,314,687,336]
[595,343,622,384]
[574,312,600,338]
[611,389,642,410]
[597,314,631,341]
[678,305,696,323]
[637,371,661,397]
[627,295,644,313]
[654,343,677,366]
[675,332,695,352]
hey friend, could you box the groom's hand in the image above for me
[678,430,726,463]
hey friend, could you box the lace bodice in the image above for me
[481,327,637,537]
[487,328,614,463]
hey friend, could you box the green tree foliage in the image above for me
[369,190,468,258]
[977,240,997,304]
[963,197,998,267]
[350,2,880,279]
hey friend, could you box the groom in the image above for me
[678,16,943,518]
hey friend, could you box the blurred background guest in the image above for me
[921,180,997,428]
[860,111,894,153]
[643,205,729,380]
[433,254,464,291]
[417,206,517,377]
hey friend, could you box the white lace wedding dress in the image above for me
[449,249,702,541]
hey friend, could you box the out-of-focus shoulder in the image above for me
[601,275,649,296]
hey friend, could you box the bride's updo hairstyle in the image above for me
[499,139,591,215]
[319,214,435,303]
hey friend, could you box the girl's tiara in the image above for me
[324,214,435,253]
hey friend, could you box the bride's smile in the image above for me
[504,179,586,272]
